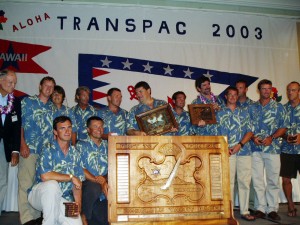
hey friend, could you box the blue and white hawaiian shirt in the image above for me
[53,105,78,132]
[170,109,191,136]
[71,104,97,141]
[98,106,128,135]
[126,99,166,131]
[249,99,288,154]
[281,102,300,154]
[33,141,84,201]
[22,95,54,154]
[216,106,253,156]
[77,137,108,176]
[237,97,254,109]
[77,137,108,200]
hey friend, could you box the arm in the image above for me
[231,131,253,155]
[262,128,287,146]
[41,171,82,189]
[72,186,82,214]
[83,169,108,197]
[20,127,30,158]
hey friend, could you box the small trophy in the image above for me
[63,202,79,217]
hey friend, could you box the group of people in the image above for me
[0,68,299,225]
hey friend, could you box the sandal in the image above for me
[241,214,256,221]
[287,208,297,217]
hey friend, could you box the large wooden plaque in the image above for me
[108,136,238,225]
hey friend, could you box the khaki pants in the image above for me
[18,154,41,224]
[229,155,252,215]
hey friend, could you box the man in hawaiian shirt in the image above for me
[170,91,191,136]
[280,81,300,217]
[235,79,255,211]
[52,85,78,145]
[126,81,168,136]
[249,79,287,221]
[76,116,108,225]
[28,116,84,225]
[0,70,21,216]
[216,86,255,221]
[236,80,255,108]
[71,86,97,142]
[98,88,127,139]
[191,75,224,135]
[19,76,56,225]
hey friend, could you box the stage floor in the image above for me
[1,203,300,225]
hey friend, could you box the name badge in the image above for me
[12,115,18,122]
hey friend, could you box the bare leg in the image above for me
[282,177,296,216]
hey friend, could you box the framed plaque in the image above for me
[188,104,217,125]
[135,104,178,135]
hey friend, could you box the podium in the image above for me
[108,136,238,225]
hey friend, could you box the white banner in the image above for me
[0,2,299,109]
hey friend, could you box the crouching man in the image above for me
[76,116,109,225]
[28,116,84,225]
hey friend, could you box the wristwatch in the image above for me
[271,135,276,140]
[238,142,244,148]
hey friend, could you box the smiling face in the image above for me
[197,80,211,95]
[39,80,55,99]
[0,71,17,96]
[135,86,151,104]
[225,89,238,105]
[51,91,64,106]
[87,119,104,140]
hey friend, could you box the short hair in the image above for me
[40,76,56,86]
[195,76,210,89]
[107,87,121,96]
[86,116,103,128]
[134,81,151,90]
[257,79,272,90]
[0,69,10,78]
[75,86,90,103]
[287,81,300,90]
[172,91,186,101]
[53,116,72,130]
[224,86,238,96]
[53,85,66,100]
[235,79,248,88]
[0,69,16,80]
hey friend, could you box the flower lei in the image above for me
[0,93,14,115]
[198,92,217,104]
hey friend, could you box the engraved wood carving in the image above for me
[108,136,238,225]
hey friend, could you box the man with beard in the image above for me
[191,75,224,135]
